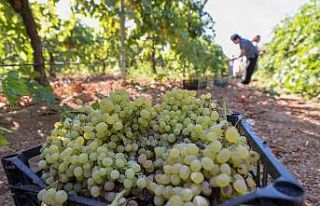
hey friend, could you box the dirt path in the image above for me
[0,76,319,206]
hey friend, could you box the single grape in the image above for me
[90,185,101,197]
[83,162,92,170]
[64,183,74,192]
[73,183,82,193]
[167,133,176,143]
[54,190,68,204]
[201,157,214,171]
[211,111,219,121]
[206,132,218,142]
[184,202,194,206]
[180,188,193,201]
[188,184,201,196]
[45,188,56,203]
[100,99,114,113]
[154,196,165,206]
[193,196,209,206]
[131,163,141,173]
[237,164,248,175]
[214,174,231,188]
[88,141,99,151]
[171,175,181,185]
[113,121,123,131]
[127,200,139,206]
[84,132,95,140]
[237,145,249,159]
[78,153,88,164]
[136,176,147,189]
[37,189,46,201]
[164,165,173,175]
[38,160,47,169]
[249,151,260,162]
[168,195,184,206]
[201,181,212,196]
[179,165,191,180]
[233,179,248,194]
[125,144,133,152]
[191,159,202,172]
[98,153,107,161]
[125,168,135,179]
[154,185,164,196]
[194,124,203,134]
[123,178,133,189]
[115,159,126,168]
[169,148,180,158]
[154,147,165,157]
[225,126,239,143]
[101,157,112,167]
[73,166,83,177]
[89,152,98,161]
[216,148,231,164]
[95,122,108,132]
[104,181,115,191]
[246,176,256,189]
[220,163,232,175]
[140,109,151,119]
[207,141,222,154]
[138,154,147,164]
[143,160,153,169]
[186,144,200,155]
[231,151,242,166]
[110,170,120,180]
[147,182,157,192]
[104,192,116,202]
[162,185,174,199]
[172,163,181,174]
[157,174,171,185]
[191,172,204,184]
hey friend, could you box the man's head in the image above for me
[252,35,261,43]
[231,34,241,44]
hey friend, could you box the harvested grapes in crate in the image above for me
[37,89,261,206]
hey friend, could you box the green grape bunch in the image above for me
[38,89,260,206]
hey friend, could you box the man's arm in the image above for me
[229,49,246,61]
[238,49,246,58]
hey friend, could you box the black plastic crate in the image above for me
[182,79,207,90]
[213,79,228,88]
[2,113,305,206]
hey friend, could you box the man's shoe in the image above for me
[241,80,250,85]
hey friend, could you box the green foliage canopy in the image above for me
[260,0,320,98]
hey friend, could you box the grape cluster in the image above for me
[38,89,260,206]
[38,188,67,206]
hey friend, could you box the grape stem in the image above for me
[234,116,244,127]
[223,98,228,120]
[110,189,127,206]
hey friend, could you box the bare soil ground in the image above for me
[0,75,319,206]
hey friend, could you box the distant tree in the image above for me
[260,0,320,98]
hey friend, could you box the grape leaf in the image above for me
[0,133,9,147]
